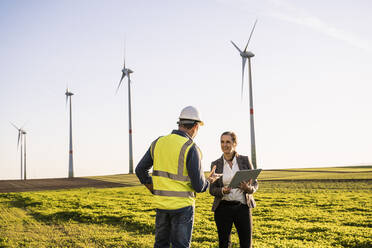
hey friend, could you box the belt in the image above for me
[220,200,243,206]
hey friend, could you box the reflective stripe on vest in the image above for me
[150,137,161,160]
[153,190,195,198]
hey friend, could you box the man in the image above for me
[135,106,217,248]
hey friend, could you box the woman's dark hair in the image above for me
[221,131,237,144]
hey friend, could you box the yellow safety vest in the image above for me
[151,134,196,210]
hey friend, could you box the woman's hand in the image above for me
[239,180,254,194]
[222,186,231,194]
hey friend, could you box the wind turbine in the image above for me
[65,88,74,178]
[231,19,258,169]
[11,123,27,180]
[116,49,134,174]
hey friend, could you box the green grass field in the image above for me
[0,167,371,247]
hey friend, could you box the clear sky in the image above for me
[1,0,371,180]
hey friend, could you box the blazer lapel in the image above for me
[236,154,245,170]
[215,155,224,174]
[236,154,252,170]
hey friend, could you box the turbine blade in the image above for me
[65,86,69,106]
[231,41,242,53]
[116,74,125,93]
[20,121,27,129]
[244,19,258,52]
[123,39,126,68]
[241,58,247,100]
[17,131,21,148]
[10,122,19,130]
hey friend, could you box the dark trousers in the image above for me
[214,201,253,248]
[154,206,194,248]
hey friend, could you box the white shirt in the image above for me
[221,156,246,204]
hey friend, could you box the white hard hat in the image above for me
[179,106,204,126]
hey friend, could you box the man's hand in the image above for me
[207,165,221,184]
[238,180,254,194]
[144,184,154,194]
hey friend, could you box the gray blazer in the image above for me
[209,154,258,211]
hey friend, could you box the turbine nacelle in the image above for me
[65,89,74,106]
[240,51,255,58]
[65,88,74,97]
[117,62,134,93]
[122,68,134,75]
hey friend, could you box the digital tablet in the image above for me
[228,169,262,188]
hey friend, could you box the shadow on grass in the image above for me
[8,195,43,208]
[343,221,372,228]
[6,194,154,235]
[337,237,372,248]
[0,177,134,193]
[30,211,154,234]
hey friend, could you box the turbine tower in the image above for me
[22,129,27,180]
[117,49,134,174]
[11,123,27,180]
[65,88,74,178]
[231,19,258,169]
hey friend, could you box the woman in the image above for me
[209,131,258,248]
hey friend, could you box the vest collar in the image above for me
[172,129,193,140]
